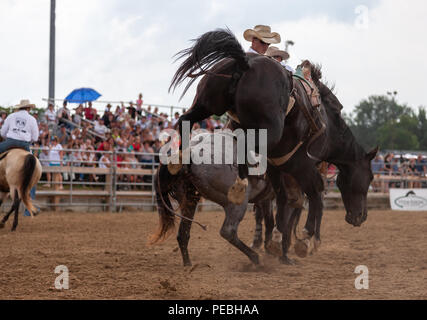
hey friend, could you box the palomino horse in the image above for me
[0,148,42,231]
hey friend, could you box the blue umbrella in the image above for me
[65,87,101,103]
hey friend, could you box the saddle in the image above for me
[293,64,321,108]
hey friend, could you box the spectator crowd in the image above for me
[0,93,225,189]
[371,153,427,191]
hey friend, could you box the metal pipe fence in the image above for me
[32,147,159,211]
[29,147,427,212]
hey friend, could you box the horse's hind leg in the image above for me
[250,204,263,249]
[220,205,259,265]
[177,197,199,267]
[0,206,14,229]
[263,200,275,247]
[11,191,21,232]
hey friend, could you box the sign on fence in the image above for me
[389,188,427,211]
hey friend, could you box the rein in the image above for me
[0,151,10,162]
[268,78,326,166]
[292,78,327,162]
[156,166,207,231]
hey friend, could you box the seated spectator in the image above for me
[39,147,52,187]
[72,104,84,127]
[93,118,109,137]
[57,124,70,146]
[98,153,111,183]
[138,116,149,130]
[84,101,97,121]
[39,122,51,143]
[132,135,142,153]
[127,102,137,120]
[371,154,384,175]
[45,103,57,126]
[102,104,112,127]
[140,141,155,163]
[172,112,180,127]
[82,145,98,182]
[383,153,394,175]
[57,100,72,129]
[415,154,426,176]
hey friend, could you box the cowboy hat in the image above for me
[13,99,36,110]
[243,25,281,44]
[265,46,290,60]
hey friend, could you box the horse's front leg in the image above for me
[267,166,297,264]
[294,192,323,257]
[250,203,264,249]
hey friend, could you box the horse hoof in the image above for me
[227,177,248,205]
[265,240,282,257]
[313,238,321,252]
[294,239,309,258]
[280,256,297,265]
[250,240,262,250]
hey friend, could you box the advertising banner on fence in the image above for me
[389,188,427,211]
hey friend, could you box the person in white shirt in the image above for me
[0,99,40,216]
[48,136,64,189]
[243,25,281,55]
[0,99,39,154]
[93,118,109,136]
[45,103,57,125]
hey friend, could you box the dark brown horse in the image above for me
[251,63,377,264]
[168,29,292,197]
[166,28,377,264]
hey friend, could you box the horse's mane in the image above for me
[303,61,367,160]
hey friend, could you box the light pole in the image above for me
[284,40,294,60]
[48,0,56,106]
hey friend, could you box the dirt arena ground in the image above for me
[0,209,426,300]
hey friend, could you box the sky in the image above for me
[0,0,426,116]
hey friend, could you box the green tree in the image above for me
[376,116,420,150]
[349,93,413,150]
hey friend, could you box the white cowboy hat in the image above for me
[13,99,36,110]
[265,46,290,60]
[243,25,281,44]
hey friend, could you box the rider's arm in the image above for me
[30,117,39,142]
[0,117,10,138]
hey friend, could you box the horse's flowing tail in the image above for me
[149,165,176,245]
[169,28,250,99]
[20,154,37,217]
